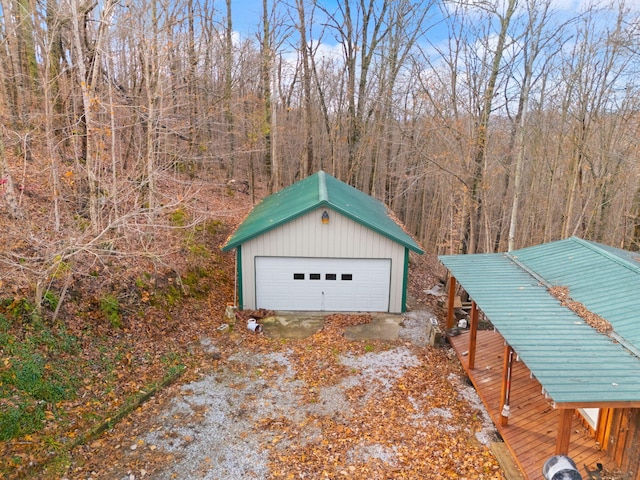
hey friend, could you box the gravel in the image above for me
[128,312,497,480]
[143,351,304,479]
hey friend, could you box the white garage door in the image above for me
[255,257,391,311]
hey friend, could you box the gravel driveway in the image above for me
[85,311,501,480]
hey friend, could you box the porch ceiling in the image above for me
[439,252,640,408]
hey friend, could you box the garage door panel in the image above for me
[255,257,390,311]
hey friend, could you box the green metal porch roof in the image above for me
[222,171,424,254]
[512,237,640,350]
[439,238,640,407]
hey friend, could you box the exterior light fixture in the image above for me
[321,210,330,224]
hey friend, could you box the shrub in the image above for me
[100,294,121,328]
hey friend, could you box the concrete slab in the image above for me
[259,312,407,342]
[260,314,324,339]
[343,315,404,341]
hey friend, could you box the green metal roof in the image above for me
[222,171,424,254]
[439,238,640,407]
[512,237,640,350]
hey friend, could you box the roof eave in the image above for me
[223,201,424,254]
[316,203,424,254]
[221,201,328,251]
[551,400,640,409]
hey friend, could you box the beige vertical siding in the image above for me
[240,208,406,312]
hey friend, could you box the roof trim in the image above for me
[575,237,640,275]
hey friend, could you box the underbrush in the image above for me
[0,310,80,442]
[0,218,237,478]
[0,302,189,477]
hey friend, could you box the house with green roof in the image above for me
[439,237,640,478]
[222,171,423,313]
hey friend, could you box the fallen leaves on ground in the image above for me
[262,347,501,479]
[2,196,504,479]
[0,191,242,479]
[58,309,504,480]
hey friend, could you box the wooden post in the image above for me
[468,301,479,370]
[446,276,456,329]
[595,408,613,448]
[500,344,513,426]
[555,408,575,455]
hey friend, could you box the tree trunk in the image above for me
[296,0,314,178]
[43,32,62,231]
[143,0,159,223]
[68,0,99,230]
[224,0,236,180]
[187,0,198,153]
[508,0,551,251]
[68,0,118,232]
[0,137,23,219]
[629,184,640,251]
[261,0,276,191]
[462,0,517,254]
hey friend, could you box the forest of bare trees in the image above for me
[1,0,640,267]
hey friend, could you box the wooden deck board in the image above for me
[449,329,611,480]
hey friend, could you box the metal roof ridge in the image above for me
[319,171,422,253]
[510,239,640,362]
[503,251,551,287]
[610,332,640,360]
[571,236,640,275]
[317,170,329,202]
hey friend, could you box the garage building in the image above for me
[221,171,424,313]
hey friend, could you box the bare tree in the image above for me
[319,0,392,183]
[560,5,635,240]
[67,0,119,232]
[261,0,276,191]
[0,0,39,123]
[224,0,236,180]
[294,0,315,178]
[460,0,518,254]
[506,0,554,252]
[367,0,434,200]
[1,0,640,288]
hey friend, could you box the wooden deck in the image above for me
[449,329,610,480]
